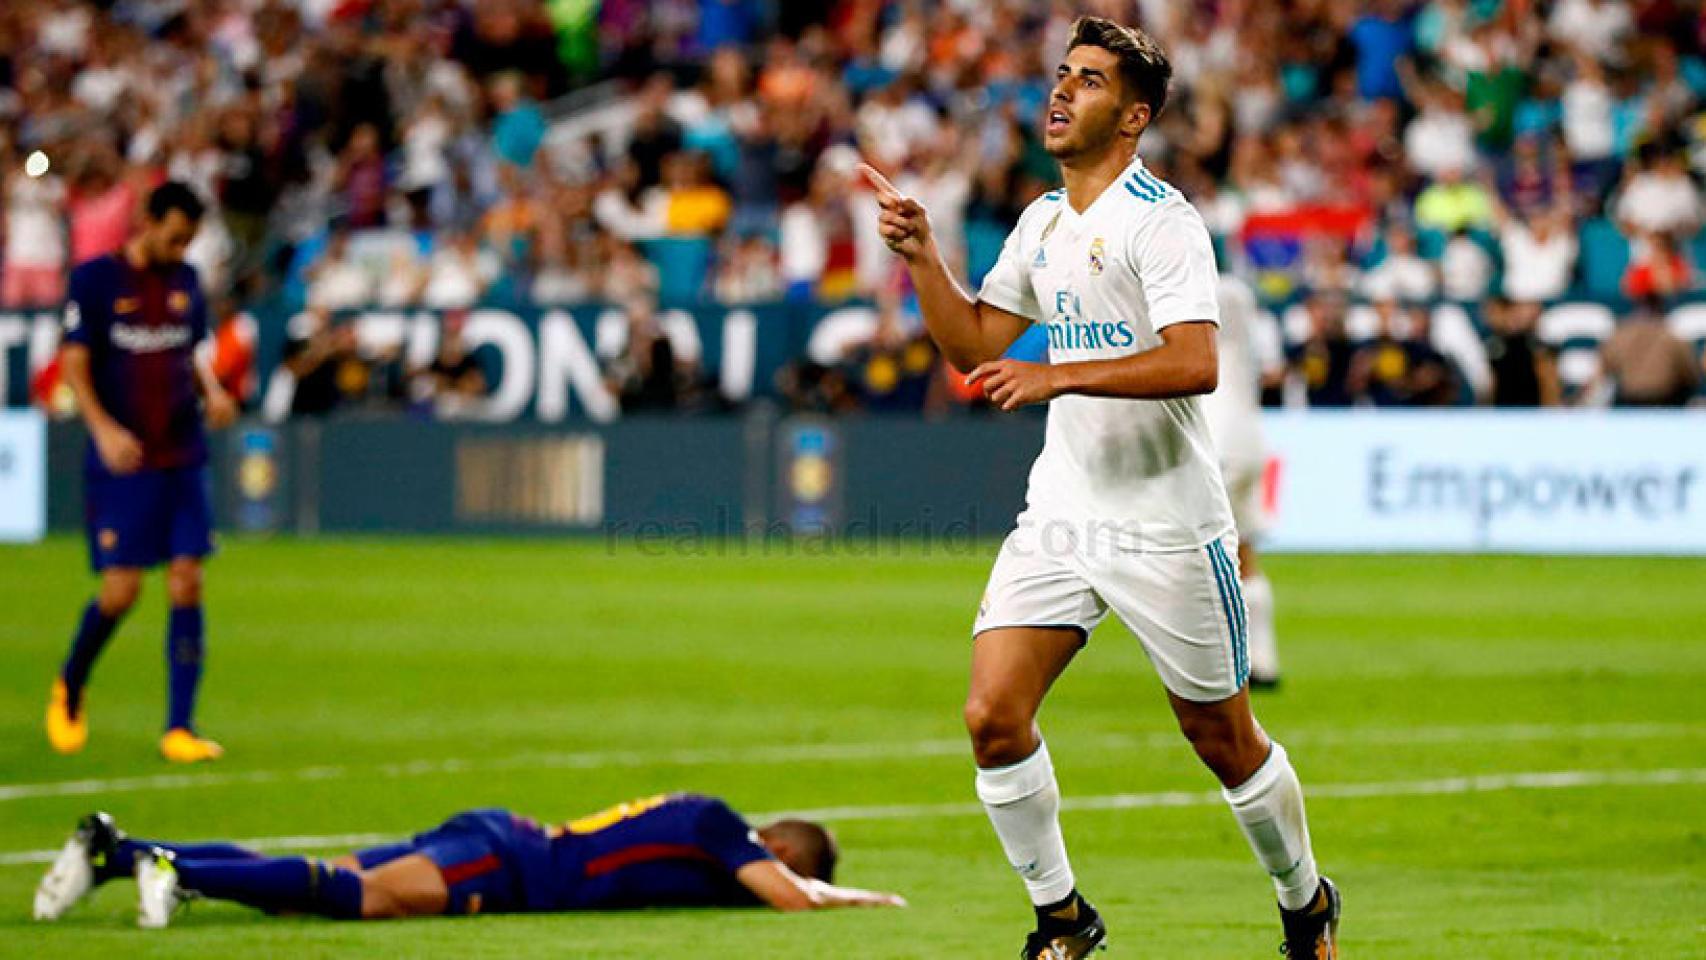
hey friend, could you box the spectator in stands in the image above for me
[1495,134,1568,214]
[1550,0,1635,62]
[1362,223,1438,303]
[66,147,135,265]
[488,72,545,171]
[1404,83,1478,181]
[603,296,679,413]
[1561,51,1617,183]
[1439,229,1495,302]
[1415,165,1495,235]
[657,151,731,238]
[1349,0,1413,103]
[713,233,781,305]
[1292,293,1356,408]
[626,73,682,190]
[210,295,259,410]
[2,157,66,307]
[410,313,488,419]
[1615,148,1702,238]
[1496,197,1577,304]
[306,227,372,311]
[1350,300,1456,407]
[1622,231,1693,300]
[1596,298,1701,406]
[598,235,659,302]
[846,289,935,413]
[334,123,388,229]
[422,229,500,309]
[1484,298,1561,407]
[283,308,361,417]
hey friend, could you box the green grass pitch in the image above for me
[0,537,1702,958]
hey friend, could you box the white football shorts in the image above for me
[973,515,1250,702]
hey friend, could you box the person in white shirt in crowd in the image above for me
[1561,51,1616,166]
[421,229,500,310]
[306,228,374,312]
[1615,148,1703,238]
[1548,0,1634,64]
[2,158,68,308]
[1361,222,1439,303]
[1403,82,1478,181]
[1439,230,1495,302]
[1497,197,1578,304]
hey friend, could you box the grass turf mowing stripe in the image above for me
[2,722,1698,804]
[2,766,1700,868]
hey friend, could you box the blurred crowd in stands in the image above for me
[2,0,1704,417]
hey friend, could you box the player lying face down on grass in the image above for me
[34,795,904,928]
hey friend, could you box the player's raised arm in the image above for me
[859,162,1028,372]
[735,860,906,912]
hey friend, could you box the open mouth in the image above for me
[1046,108,1071,135]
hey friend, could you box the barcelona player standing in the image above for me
[45,182,237,764]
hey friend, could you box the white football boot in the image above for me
[34,812,122,921]
[136,848,184,929]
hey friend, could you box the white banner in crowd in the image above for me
[0,409,46,543]
[1263,411,1706,555]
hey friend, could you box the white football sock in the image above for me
[1244,572,1279,680]
[975,741,1076,906]
[1223,742,1319,911]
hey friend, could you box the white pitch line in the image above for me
[1,766,1700,869]
[0,721,1697,805]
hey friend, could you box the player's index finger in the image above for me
[858,162,900,199]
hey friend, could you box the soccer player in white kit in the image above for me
[862,18,1339,959]
[1202,274,1283,687]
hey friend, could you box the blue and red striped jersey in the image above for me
[539,793,773,910]
[63,254,209,470]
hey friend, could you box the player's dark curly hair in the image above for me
[146,181,205,224]
[761,819,840,883]
[1069,16,1171,117]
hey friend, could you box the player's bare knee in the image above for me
[98,573,142,615]
[165,561,202,606]
[964,697,1034,767]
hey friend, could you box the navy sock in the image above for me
[165,606,204,731]
[105,839,259,882]
[61,601,120,713]
[173,857,364,919]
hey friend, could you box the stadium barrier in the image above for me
[6,294,1706,414]
[0,409,46,542]
[29,410,1706,555]
[1263,411,1706,555]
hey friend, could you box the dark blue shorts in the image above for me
[353,811,527,915]
[84,457,214,572]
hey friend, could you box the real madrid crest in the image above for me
[1088,237,1106,276]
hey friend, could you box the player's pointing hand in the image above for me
[966,359,1064,411]
[859,162,931,262]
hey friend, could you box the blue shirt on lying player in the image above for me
[35,794,906,926]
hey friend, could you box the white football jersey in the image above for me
[1202,274,1267,468]
[978,157,1234,552]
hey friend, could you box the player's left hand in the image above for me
[203,388,238,429]
[965,359,1062,411]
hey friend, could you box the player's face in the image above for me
[145,210,201,267]
[1043,46,1145,160]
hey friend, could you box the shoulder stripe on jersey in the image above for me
[1123,178,1162,203]
[1134,169,1173,198]
[1041,190,1063,202]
